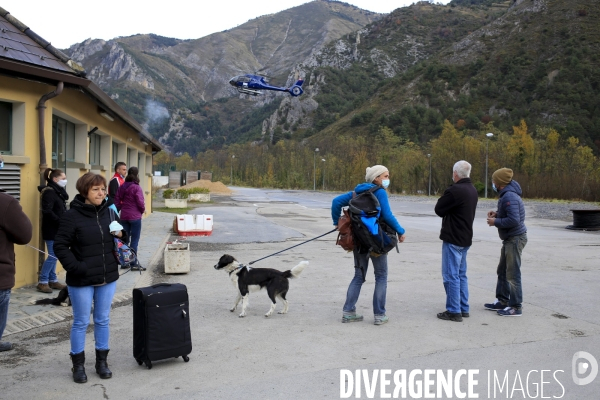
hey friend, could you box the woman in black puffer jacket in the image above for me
[54,173,127,384]
[37,168,69,293]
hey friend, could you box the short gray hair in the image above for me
[453,160,472,179]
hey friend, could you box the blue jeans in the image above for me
[68,281,116,354]
[496,233,527,309]
[0,289,10,341]
[343,250,388,316]
[39,240,58,284]
[441,242,470,314]
[121,219,142,255]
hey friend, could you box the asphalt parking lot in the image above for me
[1,188,599,399]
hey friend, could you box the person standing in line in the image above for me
[36,168,68,293]
[331,165,406,326]
[485,168,527,317]
[0,189,33,352]
[114,166,146,271]
[108,162,126,202]
[434,160,478,322]
[54,173,127,383]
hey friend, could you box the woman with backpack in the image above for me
[36,168,68,293]
[114,167,146,270]
[54,172,127,383]
[331,165,406,325]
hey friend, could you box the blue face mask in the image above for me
[492,183,498,192]
[381,179,390,189]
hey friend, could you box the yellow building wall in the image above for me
[0,75,154,288]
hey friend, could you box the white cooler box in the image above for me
[176,214,213,236]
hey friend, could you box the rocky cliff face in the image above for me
[258,1,494,143]
[66,1,380,119]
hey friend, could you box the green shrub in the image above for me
[163,189,174,199]
[164,187,209,200]
[187,187,209,194]
[175,189,190,199]
[473,181,485,197]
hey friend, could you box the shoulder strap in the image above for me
[108,205,119,222]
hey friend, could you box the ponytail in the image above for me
[125,166,140,184]
[45,168,64,184]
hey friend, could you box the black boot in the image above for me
[95,349,113,379]
[70,351,87,383]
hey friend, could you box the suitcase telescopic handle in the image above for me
[151,283,172,288]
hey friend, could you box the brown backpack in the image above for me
[336,208,354,252]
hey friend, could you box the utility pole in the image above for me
[485,133,493,198]
[427,154,431,196]
[230,154,235,185]
[313,148,319,190]
[322,158,326,190]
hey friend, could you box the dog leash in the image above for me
[27,244,143,276]
[26,244,58,260]
[248,228,337,265]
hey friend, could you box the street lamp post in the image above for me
[313,148,319,191]
[427,154,432,196]
[230,154,235,185]
[321,158,326,191]
[485,133,494,198]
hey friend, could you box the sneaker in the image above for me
[462,312,470,318]
[120,264,129,269]
[497,307,522,317]
[36,283,52,293]
[374,315,389,325]
[130,264,146,271]
[0,342,13,352]
[437,310,463,322]
[49,281,66,290]
[342,314,363,323]
[484,300,506,311]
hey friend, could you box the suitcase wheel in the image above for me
[182,355,189,362]
[145,360,152,369]
[136,359,143,366]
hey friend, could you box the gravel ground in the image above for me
[153,189,599,223]
[389,194,600,222]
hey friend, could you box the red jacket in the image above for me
[0,190,33,290]
[108,173,125,199]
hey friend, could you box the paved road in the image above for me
[1,188,599,399]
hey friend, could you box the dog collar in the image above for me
[229,264,248,276]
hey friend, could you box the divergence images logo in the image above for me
[572,351,598,386]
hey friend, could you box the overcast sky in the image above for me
[3,0,451,49]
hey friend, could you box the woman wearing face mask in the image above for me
[36,168,69,293]
[331,165,406,325]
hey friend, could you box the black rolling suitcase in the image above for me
[133,283,192,369]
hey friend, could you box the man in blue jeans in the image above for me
[434,161,478,322]
[0,189,33,351]
[485,168,527,317]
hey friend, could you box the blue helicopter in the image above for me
[228,74,304,97]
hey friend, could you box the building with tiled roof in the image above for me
[0,7,162,287]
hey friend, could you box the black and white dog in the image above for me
[214,254,308,318]
[34,287,71,307]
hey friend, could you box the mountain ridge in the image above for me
[66,0,381,126]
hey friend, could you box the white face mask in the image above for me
[57,179,68,188]
[381,179,390,189]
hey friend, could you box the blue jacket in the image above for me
[494,180,527,240]
[331,183,405,235]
